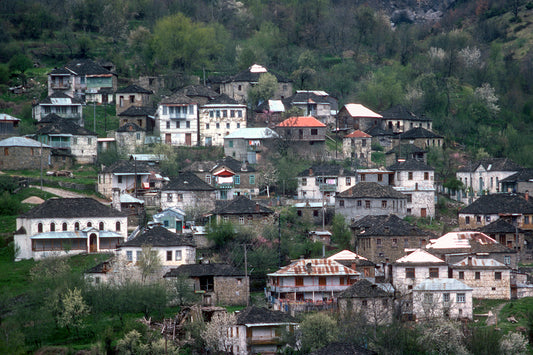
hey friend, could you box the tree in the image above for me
[206,219,236,249]
[138,245,162,283]
[256,160,278,197]
[299,312,339,353]
[499,332,528,355]
[8,54,32,86]
[331,214,352,250]
[417,320,468,355]
[169,274,199,306]
[57,288,90,336]
[202,311,237,353]
[248,72,278,109]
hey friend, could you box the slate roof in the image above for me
[229,64,291,83]
[0,137,51,148]
[268,258,360,277]
[102,160,156,174]
[116,122,145,132]
[65,59,113,76]
[479,218,520,234]
[176,85,219,99]
[289,90,335,106]
[298,164,355,177]
[276,116,326,128]
[338,279,393,298]
[337,182,406,199]
[398,127,442,139]
[213,156,256,173]
[120,226,195,247]
[235,306,297,325]
[20,197,126,218]
[413,278,472,292]
[163,172,215,191]
[35,118,96,136]
[49,67,71,75]
[385,144,426,156]
[345,130,371,138]
[85,260,113,274]
[366,126,393,137]
[117,106,156,117]
[459,193,533,214]
[451,256,509,270]
[457,158,522,173]
[351,215,428,236]
[500,168,533,183]
[380,105,431,121]
[204,93,240,105]
[115,84,152,94]
[343,104,382,118]
[387,159,434,171]
[160,93,195,105]
[212,196,273,215]
[310,342,377,355]
[164,263,245,277]
[40,113,64,123]
[39,92,84,105]
[0,113,20,122]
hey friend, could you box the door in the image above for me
[421,208,427,218]
[185,133,192,146]
[165,133,171,144]
[89,234,97,252]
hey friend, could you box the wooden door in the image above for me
[421,208,427,218]
[185,133,192,146]
[165,133,171,144]
[89,234,97,252]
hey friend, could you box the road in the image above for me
[29,185,109,202]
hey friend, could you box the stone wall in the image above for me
[451,268,511,299]
[214,276,249,305]
[0,146,52,170]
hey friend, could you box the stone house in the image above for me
[342,130,372,166]
[176,85,219,105]
[412,279,473,320]
[450,256,511,299]
[33,92,84,126]
[352,214,433,265]
[115,84,153,115]
[118,226,196,271]
[98,160,161,199]
[0,137,52,170]
[0,113,20,138]
[388,159,436,218]
[164,263,249,306]
[297,164,357,205]
[14,197,128,261]
[479,219,527,261]
[335,182,408,222]
[34,116,97,164]
[115,123,146,155]
[117,106,156,133]
[199,94,247,147]
[327,250,376,279]
[223,127,279,164]
[391,249,449,294]
[336,104,382,133]
[275,116,326,158]
[337,279,395,325]
[157,93,198,146]
[385,144,427,166]
[217,64,293,104]
[284,90,338,126]
[230,306,298,355]
[114,192,146,227]
[152,207,186,233]
[500,168,533,195]
[457,193,533,231]
[366,125,394,150]
[210,196,274,227]
[267,259,360,310]
[380,105,432,133]
[48,59,117,103]
[393,127,444,149]
[160,172,217,217]
[357,169,394,186]
[456,158,522,200]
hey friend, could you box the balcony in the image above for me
[269,284,350,293]
[247,336,280,346]
[51,83,71,90]
[216,183,234,189]
[169,114,188,120]
[319,183,337,192]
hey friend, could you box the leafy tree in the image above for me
[299,312,338,352]
[202,312,237,353]
[57,288,90,336]
[138,245,162,283]
[206,220,236,249]
[169,274,199,306]
[331,214,351,250]
[116,329,180,355]
[499,332,528,355]
[417,320,468,355]
[8,54,32,74]
[249,72,278,109]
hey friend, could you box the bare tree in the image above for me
[138,245,162,283]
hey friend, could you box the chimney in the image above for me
[526,190,529,201]
[112,188,121,212]
[255,202,260,212]
[467,256,472,266]
[309,168,313,176]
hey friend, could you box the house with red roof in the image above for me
[275,116,326,158]
[342,130,372,166]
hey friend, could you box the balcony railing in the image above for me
[319,183,337,192]
[269,284,350,293]
[216,183,234,189]
[51,83,71,89]
[247,336,280,346]
[49,142,71,149]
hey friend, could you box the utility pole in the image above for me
[278,213,282,268]
[40,139,43,191]
[243,243,249,306]
[93,100,96,132]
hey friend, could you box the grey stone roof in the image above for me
[298,164,355,177]
[351,215,429,236]
[164,263,245,277]
[35,118,96,136]
[65,59,113,76]
[398,127,442,139]
[49,67,71,75]
[229,66,291,83]
[501,168,533,183]
[457,158,522,173]
[366,126,393,137]
[337,182,406,199]
[205,93,239,105]
[116,122,145,132]
[338,279,394,298]
[20,197,126,218]
[235,306,297,325]
[115,84,152,94]
[160,93,194,105]
[39,92,84,105]
[120,226,195,247]
[459,193,533,214]
[39,113,64,123]
[163,172,215,191]
[85,260,113,274]
[385,144,426,156]
[212,196,274,215]
[380,105,431,122]
[387,159,434,171]
[117,106,156,117]
[213,156,256,173]
[0,137,51,148]
[102,160,157,174]
[479,218,522,233]
[310,342,377,355]
[176,85,219,99]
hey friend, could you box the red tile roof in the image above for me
[345,130,371,138]
[276,116,326,128]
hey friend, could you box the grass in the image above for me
[83,104,119,137]
[4,166,98,186]
[498,297,533,332]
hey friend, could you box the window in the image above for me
[239,216,245,224]
[406,268,415,279]
[339,200,344,207]
[465,216,470,224]
[362,300,368,306]
[249,175,255,184]
[424,172,429,180]
[313,210,319,217]
[495,272,502,280]
[429,268,439,278]
[234,175,240,185]
[237,123,240,128]
[206,175,211,184]
[175,250,182,261]
[136,251,142,261]
[406,194,412,203]
[392,238,398,246]
[297,210,302,217]
[50,223,55,232]
[302,178,307,186]
[457,293,466,303]
[357,200,362,207]
[476,216,482,224]
[404,239,409,248]
[458,271,464,279]
[381,200,387,208]
[226,123,230,129]
[116,222,121,232]
[216,123,220,129]
[365,200,370,209]
[377,174,383,182]
[295,277,304,286]
[443,293,450,303]
[75,222,80,231]
[346,177,351,185]
[186,121,190,128]
[504,256,511,265]
[167,251,172,261]
[311,129,318,135]
[424,293,433,304]
[319,277,326,286]
[98,222,104,230]
[525,216,530,224]
[175,121,180,128]
[62,223,67,231]
[136,133,141,140]
[475,272,480,280]
[376,238,382,246]
[223,110,228,118]
[209,110,214,118]
[167,194,173,202]
[408,172,413,180]
[126,251,133,262]
[228,140,233,148]
[360,174,366,181]
[177,194,183,202]
[486,215,491,222]
[166,121,170,129]
[206,123,210,129]
[237,110,243,118]
[87,222,92,228]
[129,95,135,103]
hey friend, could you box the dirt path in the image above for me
[486,302,507,326]
[29,185,109,202]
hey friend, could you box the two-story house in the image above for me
[391,249,449,294]
[157,93,198,146]
[0,137,52,170]
[297,165,357,205]
[209,196,274,228]
[14,197,128,260]
[336,104,382,133]
[393,127,444,149]
[275,116,326,159]
[388,159,436,218]
[356,169,394,186]
[33,92,84,126]
[117,106,157,133]
[342,130,372,166]
[479,219,527,261]
[380,105,432,133]
[284,90,338,126]
[412,279,473,320]
[98,160,161,199]
[115,123,146,155]
[385,144,427,166]
[199,94,247,147]
[115,84,153,115]
[223,127,279,164]
[500,168,533,195]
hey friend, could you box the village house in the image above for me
[380,105,432,133]
[152,207,186,233]
[216,64,293,104]
[48,59,117,102]
[352,214,433,265]
[176,84,219,105]
[118,226,196,272]
[115,123,146,155]
[366,125,394,150]
[356,168,394,186]
[32,92,84,126]
[296,164,357,205]
[267,258,360,312]
[14,197,128,261]
[293,201,333,226]
[385,143,427,167]
[115,84,153,115]
[33,116,97,164]
[157,93,198,146]
[327,250,376,279]
[412,279,473,320]
[117,106,157,133]
[337,279,395,325]
[450,256,511,299]
[164,263,249,306]
[84,259,114,285]
[98,159,161,199]
[388,159,436,218]
[160,172,217,218]
[456,158,522,200]
[479,218,528,262]
[393,127,444,149]
[275,116,326,159]
[230,306,298,355]
[113,192,146,227]
[500,168,533,195]
[457,193,533,231]
[223,127,279,164]
[0,113,20,138]
[0,137,52,170]
[336,103,382,133]
[199,94,247,146]
[342,130,372,166]
[284,90,338,125]
[391,249,449,294]
[335,182,408,222]
[209,196,274,227]
[253,99,286,126]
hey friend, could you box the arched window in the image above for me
[50,223,55,232]
[62,223,67,231]
[75,222,80,231]
[116,222,121,232]
[99,222,104,230]
[87,222,92,228]
[38,223,43,233]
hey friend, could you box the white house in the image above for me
[157,93,198,146]
[391,249,448,293]
[297,164,357,205]
[412,278,473,320]
[199,94,247,147]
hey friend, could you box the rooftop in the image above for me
[224,127,279,140]
[20,197,126,219]
[0,136,51,148]
[120,226,195,247]
[337,182,406,199]
[267,258,360,277]
[345,130,372,138]
[212,196,273,215]
[459,193,533,214]
[343,103,382,118]
[163,172,215,191]
[352,215,429,237]
[235,306,297,325]
[276,116,326,128]
[394,249,446,264]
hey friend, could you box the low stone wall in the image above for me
[26,177,96,192]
